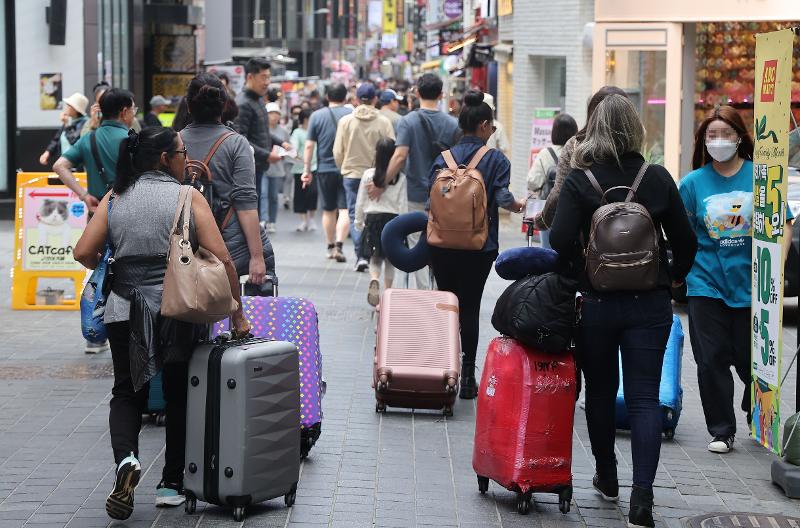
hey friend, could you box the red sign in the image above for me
[761,59,777,102]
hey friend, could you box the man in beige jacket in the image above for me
[333,83,395,272]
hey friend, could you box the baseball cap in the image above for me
[266,102,282,114]
[379,89,403,105]
[356,84,377,102]
[149,95,170,107]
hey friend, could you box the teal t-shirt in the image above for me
[679,160,793,307]
[63,120,129,199]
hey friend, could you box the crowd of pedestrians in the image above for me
[36,58,795,528]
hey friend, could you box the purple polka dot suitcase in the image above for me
[212,296,323,458]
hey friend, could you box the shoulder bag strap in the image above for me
[467,146,491,169]
[106,193,115,253]
[583,169,605,196]
[327,107,340,128]
[203,131,236,166]
[170,186,191,236]
[89,131,112,188]
[418,112,435,145]
[626,162,650,202]
[546,147,558,164]
[179,186,192,243]
[441,150,458,170]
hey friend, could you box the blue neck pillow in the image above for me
[495,246,559,280]
[380,212,431,273]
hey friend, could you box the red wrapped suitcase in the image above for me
[373,288,461,416]
[472,337,575,514]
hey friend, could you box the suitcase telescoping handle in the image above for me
[239,274,279,297]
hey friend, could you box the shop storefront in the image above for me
[593,0,799,178]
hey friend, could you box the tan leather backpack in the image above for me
[584,162,660,292]
[427,146,490,251]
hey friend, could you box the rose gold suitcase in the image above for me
[373,288,461,416]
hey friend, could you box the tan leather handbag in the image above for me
[161,186,238,323]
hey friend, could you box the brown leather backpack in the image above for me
[584,162,660,292]
[427,146,490,251]
[181,131,236,228]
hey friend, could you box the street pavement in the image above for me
[0,213,799,528]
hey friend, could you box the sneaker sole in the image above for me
[708,445,732,454]
[367,281,380,307]
[628,523,654,528]
[594,486,619,502]
[106,462,141,520]
[85,346,109,354]
[155,495,186,507]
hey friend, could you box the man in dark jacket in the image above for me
[234,58,290,219]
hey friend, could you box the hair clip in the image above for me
[127,129,140,152]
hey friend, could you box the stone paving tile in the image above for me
[2,218,800,527]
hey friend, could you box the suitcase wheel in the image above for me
[517,492,532,515]
[300,437,312,459]
[375,401,387,413]
[184,492,196,514]
[376,378,390,393]
[477,475,489,494]
[155,413,166,427]
[664,428,675,440]
[558,487,572,514]
[443,405,453,417]
[232,506,245,522]
[284,482,297,507]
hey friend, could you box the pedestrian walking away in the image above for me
[39,92,89,167]
[334,82,395,272]
[234,58,291,218]
[549,93,697,528]
[179,73,276,294]
[679,105,794,455]
[72,126,249,521]
[290,108,318,232]
[378,88,403,131]
[263,102,291,233]
[53,88,138,355]
[302,83,353,263]
[372,73,460,289]
[427,90,524,400]
[355,137,407,306]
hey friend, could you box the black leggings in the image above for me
[430,248,497,374]
[107,321,188,485]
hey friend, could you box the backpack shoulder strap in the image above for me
[546,147,558,164]
[626,162,650,202]
[467,146,491,169]
[583,169,604,196]
[441,150,458,170]
[89,131,111,187]
[203,131,236,166]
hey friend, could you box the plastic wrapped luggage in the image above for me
[473,337,575,515]
[615,314,684,439]
[212,295,323,458]
[184,337,300,522]
[373,288,461,416]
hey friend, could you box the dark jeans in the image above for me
[687,296,750,437]
[107,321,188,485]
[343,177,362,261]
[430,248,497,374]
[577,289,672,489]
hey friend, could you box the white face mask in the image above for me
[706,138,739,163]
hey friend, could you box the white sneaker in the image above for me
[85,340,110,354]
[307,220,318,231]
[708,435,735,453]
[267,223,277,234]
[296,221,308,232]
[355,259,369,272]
[106,454,141,520]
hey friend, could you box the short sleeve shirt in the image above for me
[679,159,794,307]
[307,106,352,173]
[396,110,459,203]
[62,120,129,198]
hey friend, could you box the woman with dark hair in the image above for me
[73,126,248,519]
[534,86,628,231]
[428,90,525,399]
[549,95,697,528]
[180,72,276,295]
[171,97,191,131]
[355,137,407,306]
[680,105,793,455]
[290,108,318,232]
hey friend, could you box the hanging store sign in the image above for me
[751,28,793,456]
[383,0,397,34]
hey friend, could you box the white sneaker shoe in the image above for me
[267,223,277,234]
[85,340,110,354]
[307,220,318,231]
[708,435,735,453]
[296,221,308,232]
[106,454,141,520]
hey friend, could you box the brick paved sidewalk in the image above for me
[0,217,798,528]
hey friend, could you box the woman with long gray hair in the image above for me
[549,94,697,528]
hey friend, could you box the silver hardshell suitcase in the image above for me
[184,337,300,522]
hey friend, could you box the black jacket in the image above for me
[549,152,697,292]
[233,89,284,172]
[46,116,87,159]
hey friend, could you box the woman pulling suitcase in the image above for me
[74,126,249,520]
[549,94,697,528]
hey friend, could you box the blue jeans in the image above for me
[343,177,362,261]
[260,176,282,224]
[577,289,672,489]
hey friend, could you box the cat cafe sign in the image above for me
[21,186,86,270]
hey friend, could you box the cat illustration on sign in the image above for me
[36,199,72,248]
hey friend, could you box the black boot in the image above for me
[459,364,478,399]
[592,457,618,502]
[628,485,654,528]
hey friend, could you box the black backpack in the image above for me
[539,147,559,199]
[491,273,578,353]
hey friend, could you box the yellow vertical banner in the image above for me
[382,0,397,34]
[751,28,793,455]
[498,0,512,16]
